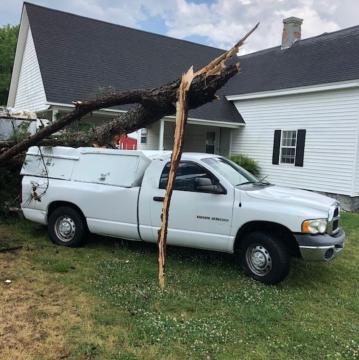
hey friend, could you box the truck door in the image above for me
[148,161,235,252]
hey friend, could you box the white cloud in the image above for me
[275,5,339,39]
[0,0,171,28]
[1,0,359,53]
[165,0,248,50]
[164,0,358,53]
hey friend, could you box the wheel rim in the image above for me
[54,216,76,242]
[245,244,272,277]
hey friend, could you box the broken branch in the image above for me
[0,246,23,253]
[158,67,194,289]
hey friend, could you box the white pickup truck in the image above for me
[21,147,345,284]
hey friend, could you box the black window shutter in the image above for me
[295,129,306,167]
[272,130,281,165]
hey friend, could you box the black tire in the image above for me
[238,231,290,285]
[48,206,87,247]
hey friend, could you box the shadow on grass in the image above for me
[86,232,338,287]
[75,233,337,288]
[8,218,342,287]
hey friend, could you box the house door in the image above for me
[149,161,234,252]
[205,131,216,153]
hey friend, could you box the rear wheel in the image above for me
[238,231,290,284]
[48,206,87,247]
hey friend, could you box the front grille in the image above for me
[328,206,340,234]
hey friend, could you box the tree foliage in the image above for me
[231,154,261,177]
[0,25,19,105]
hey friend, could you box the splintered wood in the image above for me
[157,67,194,289]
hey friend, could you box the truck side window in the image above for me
[159,161,214,192]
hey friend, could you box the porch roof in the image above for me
[163,116,243,129]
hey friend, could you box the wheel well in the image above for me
[234,221,300,257]
[47,201,87,227]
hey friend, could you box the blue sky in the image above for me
[1,0,359,53]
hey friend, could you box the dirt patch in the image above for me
[0,250,87,360]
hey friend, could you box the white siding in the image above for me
[231,88,359,196]
[14,27,46,111]
[137,122,160,151]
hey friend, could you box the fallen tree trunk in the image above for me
[0,68,237,164]
[0,23,258,166]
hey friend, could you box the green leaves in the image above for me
[230,154,261,177]
[0,24,19,105]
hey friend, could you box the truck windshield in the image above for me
[202,157,258,186]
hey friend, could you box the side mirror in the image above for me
[195,177,226,194]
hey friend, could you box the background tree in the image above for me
[0,25,19,105]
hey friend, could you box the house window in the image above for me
[280,130,297,164]
[272,129,307,167]
[140,128,147,144]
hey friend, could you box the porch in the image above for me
[138,117,242,156]
[39,105,242,156]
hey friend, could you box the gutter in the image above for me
[47,101,127,115]
[226,80,359,101]
[47,102,244,128]
[164,115,243,128]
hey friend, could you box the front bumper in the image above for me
[295,229,346,261]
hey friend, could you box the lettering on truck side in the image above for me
[197,215,229,222]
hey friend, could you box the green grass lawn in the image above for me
[0,213,358,359]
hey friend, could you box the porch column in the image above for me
[52,109,59,122]
[159,118,165,150]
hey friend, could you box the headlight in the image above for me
[302,219,328,234]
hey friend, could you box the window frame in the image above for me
[280,129,297,165]
[140,128,147,144]
[158,160,222,193]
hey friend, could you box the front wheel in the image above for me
[238,231,290,285]
[48,206,87,247]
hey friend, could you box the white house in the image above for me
[8,3,359,210]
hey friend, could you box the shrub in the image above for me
[0,164,22,218]
[230,154,260,177]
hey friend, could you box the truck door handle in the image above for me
[153,196,164,202]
